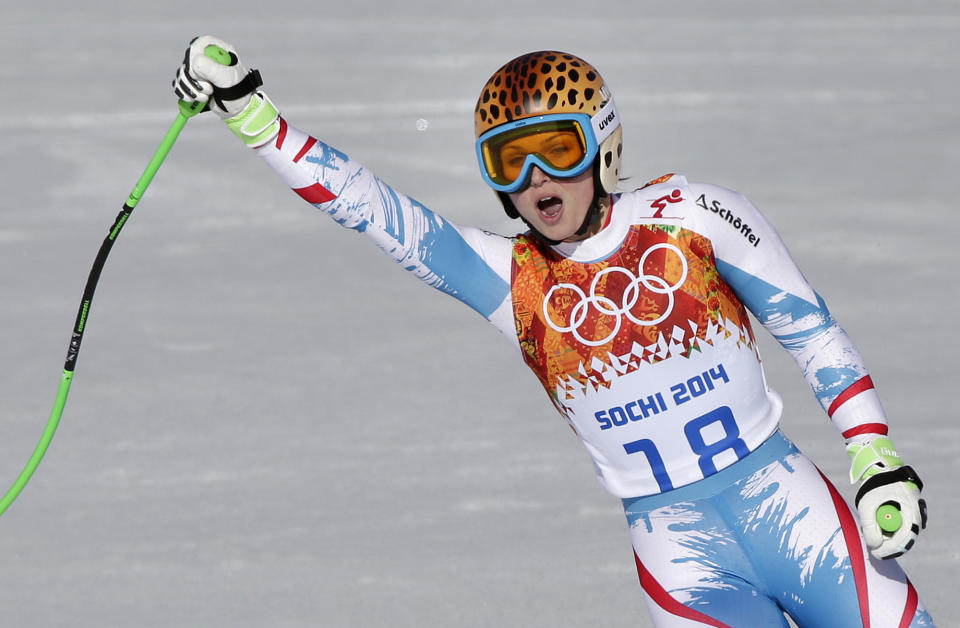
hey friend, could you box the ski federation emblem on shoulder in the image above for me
[633,174,687,219]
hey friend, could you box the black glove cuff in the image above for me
[855,465,923,507]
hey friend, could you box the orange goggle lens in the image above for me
[477,117,594,192]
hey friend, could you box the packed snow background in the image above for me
[2,1,957,626]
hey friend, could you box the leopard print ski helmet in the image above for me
[474,50,623,196]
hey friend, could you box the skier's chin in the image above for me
[535,221,578,242]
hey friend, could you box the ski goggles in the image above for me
[475,97,619,193]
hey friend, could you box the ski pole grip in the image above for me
[877,503,902,533]
[204,44,232,66]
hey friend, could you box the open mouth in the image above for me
[537,196,563,219]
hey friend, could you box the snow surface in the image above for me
[2,1,957,626]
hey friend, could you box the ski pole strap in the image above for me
[854,465,923,508]
[212,69,263,112]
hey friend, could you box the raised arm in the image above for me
[173,35,516,336]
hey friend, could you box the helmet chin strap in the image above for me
[572,181,606,238]
[575,162,608,236]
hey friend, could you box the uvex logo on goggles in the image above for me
[476,98,618,193]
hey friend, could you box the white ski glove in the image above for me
[172,35,280,147]
[847,435,927,559]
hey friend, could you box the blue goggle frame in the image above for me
[475,112,599,194]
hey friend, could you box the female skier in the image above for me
[173,36,934,627]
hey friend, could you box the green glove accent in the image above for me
[847,436,901,482]
[224,92,280,148]
[846,436,918,490]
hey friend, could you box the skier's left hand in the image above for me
[847,436,928,559]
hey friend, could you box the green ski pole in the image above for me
[0,45,229,518]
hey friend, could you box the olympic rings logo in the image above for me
[542,243,689,347]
